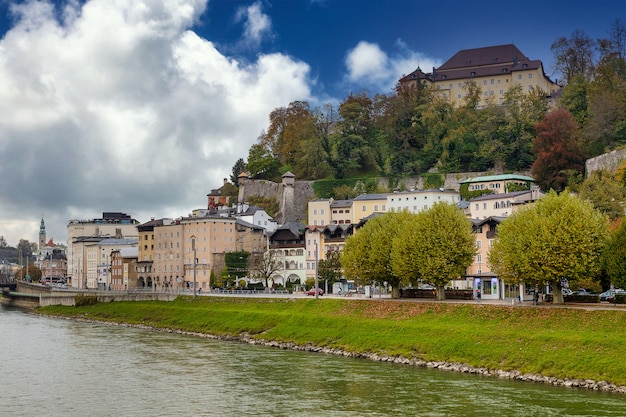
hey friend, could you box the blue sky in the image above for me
[0,0,623,247]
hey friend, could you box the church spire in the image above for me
[39,217,46,249]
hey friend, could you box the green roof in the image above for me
[459,174,535,184]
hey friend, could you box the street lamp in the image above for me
[314,240,319,299]
[191,235,197,299]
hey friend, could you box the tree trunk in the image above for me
[551,280,564,304]
[436,286,446,300]
[391,286,401,299]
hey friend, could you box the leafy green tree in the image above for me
[341,211,416,298]
[578,171,626,221]
[392,202,476,300]
[225,251,250,280]
[17,239,33,258]
[318,250,342,288]
[0,236,7,248]
[489,191,609,304]
[246,143,281,181]
[602,220,626,289]
[230,158,246,186]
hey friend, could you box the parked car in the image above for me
[562,288,573,296]
[600,290,618,301]
[306,288,324,296]
[606,289,626,303]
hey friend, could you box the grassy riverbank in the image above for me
[39,296,626,386]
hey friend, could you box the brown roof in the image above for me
[438,44,528,70]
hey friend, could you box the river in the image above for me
[1,305,625,416]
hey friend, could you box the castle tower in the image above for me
[39,217,46,250]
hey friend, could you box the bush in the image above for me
[612,294,626,304]
[247,282,265,290]
[564,294,600,303]
[75,295,98,307]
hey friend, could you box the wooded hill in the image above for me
[231,26,626,196]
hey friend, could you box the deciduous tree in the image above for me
[489,191,609,304]
[602,220,626,289]
[531,108,585,192]
[392,202,476,300]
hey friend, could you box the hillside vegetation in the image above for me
[232,27,626,195]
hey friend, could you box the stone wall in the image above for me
[585,148,626,175]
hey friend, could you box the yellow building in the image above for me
[399,44,560,108]
[351,194,387,224]
[181,214,237,292]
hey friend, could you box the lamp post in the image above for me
[191,235,197,299]
[314,240,319,299]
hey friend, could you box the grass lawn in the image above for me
[39,297,626,386]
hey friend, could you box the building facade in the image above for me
[399,44,560,108]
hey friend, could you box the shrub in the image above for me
[75,295,98,307]
[564,294,600,303]
[612,294,626,304]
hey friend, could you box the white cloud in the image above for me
[0,0,312,247]
[344,39,441,93]
[235,1,272,48]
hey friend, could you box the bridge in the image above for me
[0,277,17,291]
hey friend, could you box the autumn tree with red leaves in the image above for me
[531,108,586,192]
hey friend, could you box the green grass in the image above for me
[38,297,626,386]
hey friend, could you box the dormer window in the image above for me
[502,68,507,73]
[470,71,476,76]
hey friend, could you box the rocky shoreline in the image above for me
[61,315,626,395]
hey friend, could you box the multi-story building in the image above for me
[110,247,138,290]
[387,189,460,213]
[459,174,536,194]
[465,187,545,219]
[268,222,307,286]
[398,44,560,108]
[351,194,387,223]
[153,219,184,291]
[181,214,238,292]
[67,212,139,288]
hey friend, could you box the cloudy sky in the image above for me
[0,0,622,247]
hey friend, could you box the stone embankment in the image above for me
[81,318,626,395]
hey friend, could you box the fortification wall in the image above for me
[586,148,626,175]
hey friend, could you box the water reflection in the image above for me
[1,306,624,417]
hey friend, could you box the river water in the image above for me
[2,306,625,417]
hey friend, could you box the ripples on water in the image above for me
[1,306,625,417]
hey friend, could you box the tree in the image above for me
[578,171,626,221]
[0,236,7,248]
[392,202,476,300]
[602,220,626,289]
[224,251,250,280]
[531,108,585,192]
[489,191,609,304]
[341,211,416,298]
[248,249,282,288]
[246,143,281,181]
[551,30,596,83]
[230,158,246,186]
[318,250,342,287]
[17,239,33,258]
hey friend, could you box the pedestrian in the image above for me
[533,290,539,305]
[476,289,481,303]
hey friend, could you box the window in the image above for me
[475,204,479,210]
[362,205,366,211]
[374,205,378,211]
[321,209,324,215]
[476,240,482,248]
[518,74,522,80]
[449,83,453,89]
[477,254,482,263]
[483,80,487,85]
[458,83,462,87]
[528,73,533,79]
[500,90,504,95]
[313,209,317,215]
[381,205,385,211]
[483,203,487,209]
[458,94,462,98]
[490,79,494,84]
